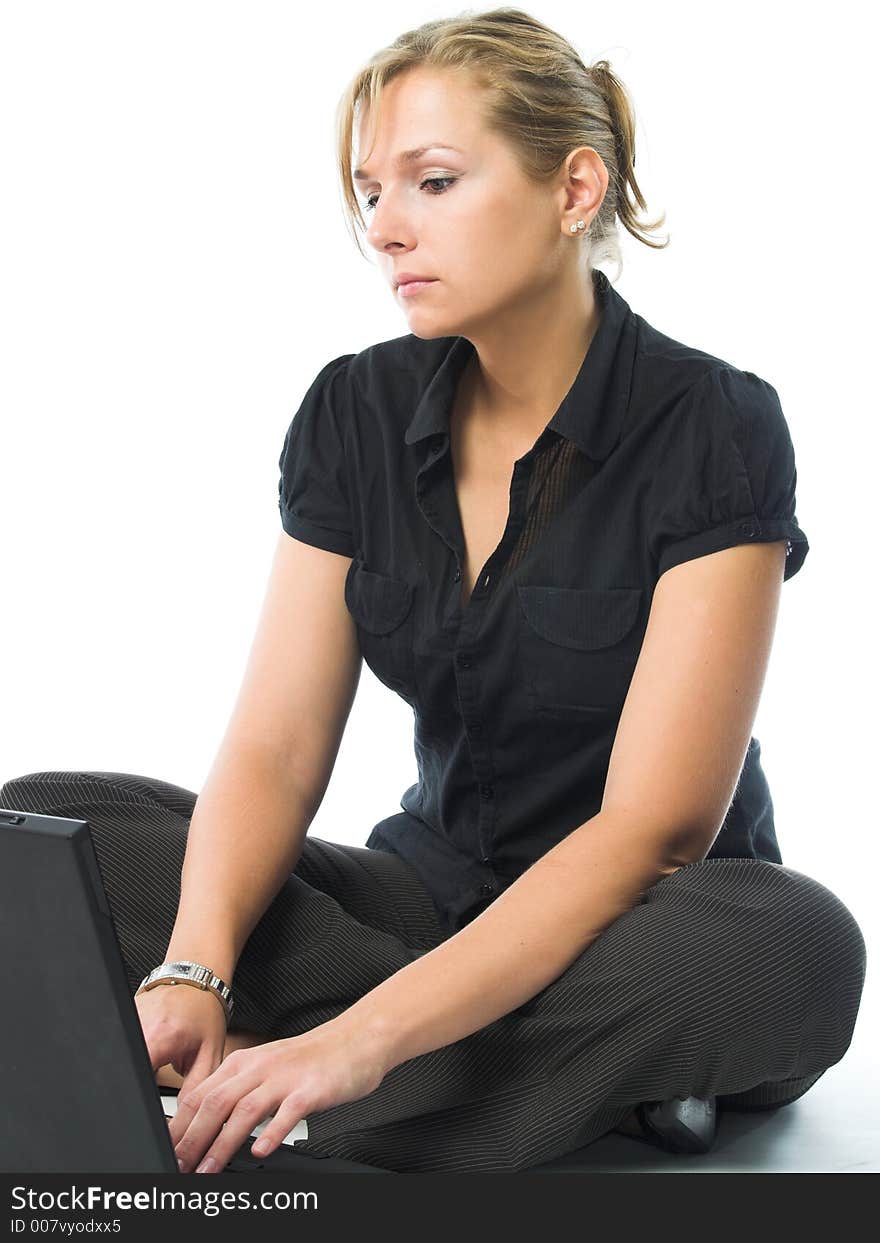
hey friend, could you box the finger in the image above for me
[166,1092,197,1149]
[146,1034,179,1076]
[249,1093,309,1161]
[168,1050,222,1143]
[177,1084,271,1175]
[173,1083,232,1173]
[178,1053,218,1101]
[167,1065,215,1147]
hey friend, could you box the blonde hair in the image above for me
[335,6,669,283]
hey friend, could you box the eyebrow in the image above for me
[353,144,464,183]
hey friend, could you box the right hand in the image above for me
[134,983,229,1099]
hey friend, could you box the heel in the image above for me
[639,1095,717,1154]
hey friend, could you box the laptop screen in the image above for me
[0,809,179,1174]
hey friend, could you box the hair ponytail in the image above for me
[336,8,670,282]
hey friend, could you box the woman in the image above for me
[2,8,866,1175]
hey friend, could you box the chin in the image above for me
[405,318,462,341]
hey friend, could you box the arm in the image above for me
[339,539,789,1075]
[165,531,361,982]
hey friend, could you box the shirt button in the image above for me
[454,567,461,581]
[479,882,495,897]
[469,721,483,735]
[740,521,757,537]
[457,654,472,669]
[479,784,494,800]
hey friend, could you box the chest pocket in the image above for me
[516,584,644,717]
[344,559,417,703]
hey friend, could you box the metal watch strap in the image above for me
[136,960,234,1023]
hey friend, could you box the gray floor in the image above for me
[532,1004,878,1173]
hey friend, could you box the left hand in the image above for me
[169,1017,388,1173]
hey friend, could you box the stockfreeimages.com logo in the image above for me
[10,1184,318,1218]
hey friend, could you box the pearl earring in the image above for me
[569,219,586,234]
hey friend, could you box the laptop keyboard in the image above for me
[159,1090,308,1146]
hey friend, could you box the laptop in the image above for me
[0,807,389,1174]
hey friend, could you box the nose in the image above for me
[364,194,413,256]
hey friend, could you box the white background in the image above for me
[2,3,876,1039]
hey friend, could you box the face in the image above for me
[354,67,594,340]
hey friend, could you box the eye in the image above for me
[363,176,457,213]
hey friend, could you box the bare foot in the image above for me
[155,1029,269,1090]
[156,1064,185,1090]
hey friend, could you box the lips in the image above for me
[397,279,438,297]
[394,273,436,289]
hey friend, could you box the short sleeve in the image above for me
[650,366,810,583]
[277,353,356,556]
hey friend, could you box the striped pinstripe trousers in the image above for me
[0,769,866,1174]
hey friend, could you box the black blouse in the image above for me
[278,267,809,935]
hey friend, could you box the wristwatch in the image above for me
[136,960,234,1024]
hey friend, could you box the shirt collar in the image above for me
[403,267,637,462]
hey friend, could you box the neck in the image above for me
[461,267,601,446]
